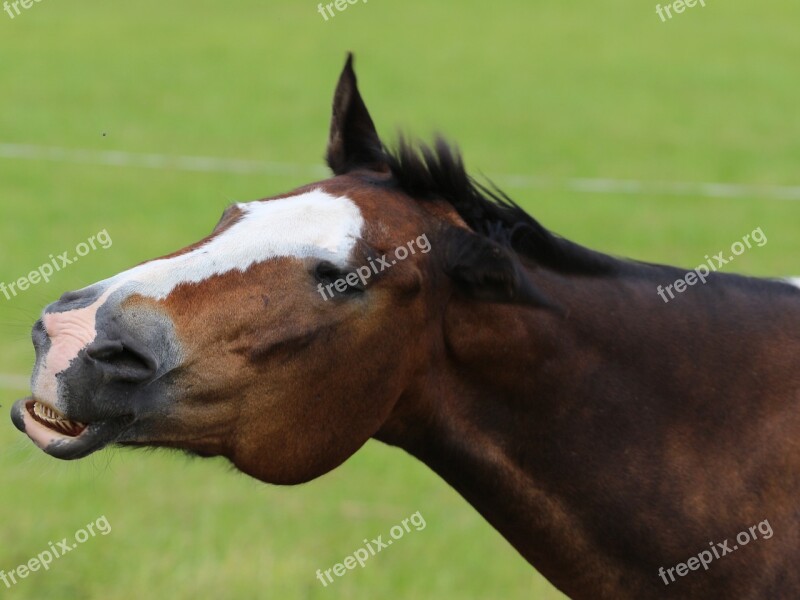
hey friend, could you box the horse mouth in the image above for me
[10,397,133,460]
[29,400,88,436]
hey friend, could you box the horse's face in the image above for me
[12,56,544,483]
[12,176,442,482]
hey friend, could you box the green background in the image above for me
[0,1,798,598]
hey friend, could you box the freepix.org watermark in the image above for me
[656,0,706,23]
[0,229,112,301]
[656,227,766,304]
[0,515,111,589]
[658,519,773,586]
[316,233,431,301]
[315,511,426,587]
[3,0,45,20]
[317,0,368,22]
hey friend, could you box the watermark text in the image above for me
[1,515,111,589]
[658,518,772,586]
[1,229,112,301]
[315,511,426,586]
[657,227,766,304]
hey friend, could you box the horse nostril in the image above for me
[31,319,47,345]
[87,340,157,383]
[59,290,83,303]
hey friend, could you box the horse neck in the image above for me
[377,263,800,598]
[375,269,635,597]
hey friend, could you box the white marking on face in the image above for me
[787,278,800,290]
[35,287,116,407]
[33,190,364,406]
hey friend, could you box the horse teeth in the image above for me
[31,401,87,436]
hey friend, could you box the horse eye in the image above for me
[313,261,365,295]
[314,261,342,283]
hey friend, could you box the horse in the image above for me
[11,55,800,599]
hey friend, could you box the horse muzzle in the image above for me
[10,285,182,459]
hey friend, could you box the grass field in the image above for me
[1,1,798,599]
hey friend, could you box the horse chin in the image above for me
[10,397,134,460]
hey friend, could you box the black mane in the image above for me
[381,138,628,276]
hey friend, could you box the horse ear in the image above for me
[441,227,556,308]
[326,53,388,175]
